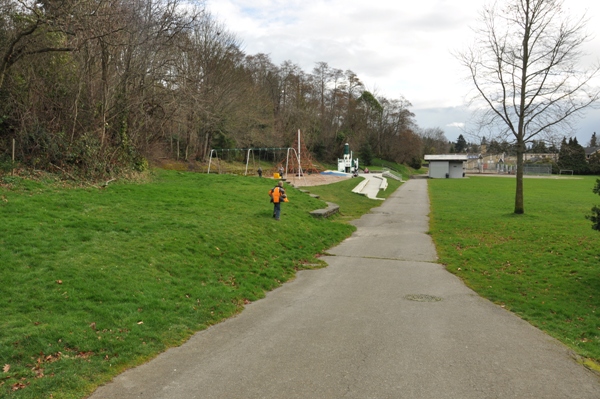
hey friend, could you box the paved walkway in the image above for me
[90,179,599,399]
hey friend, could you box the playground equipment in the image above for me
[338,143,359,174]
[207,147,297,177]
[207,130,321,184]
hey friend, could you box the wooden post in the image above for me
[12,138,15,176]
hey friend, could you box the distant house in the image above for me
[424,155,468,178]
[584,146,600,160]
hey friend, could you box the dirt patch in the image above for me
[286,174,352,187]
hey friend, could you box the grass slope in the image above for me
[0,170,395,398]
[301,177,402,222]
[428,176,600,363]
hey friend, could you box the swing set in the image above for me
[207,147,305,181]
[208,130,322,185]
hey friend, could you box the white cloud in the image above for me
[206,0,600,143]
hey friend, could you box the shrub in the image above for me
[586,178,600,231]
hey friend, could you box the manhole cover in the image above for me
[404,294,443,302]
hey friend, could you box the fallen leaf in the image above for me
[137,321,143,325]
[56,280,63,284]
[76,351,93,359]
[89,322,96,330]
[2,364,9,373]
[12,382,26,391]
[32,367,44,378]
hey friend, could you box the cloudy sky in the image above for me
[205,0,600,145]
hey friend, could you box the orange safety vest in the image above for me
[269,187,283,203]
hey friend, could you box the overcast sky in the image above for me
[206,0,600,145]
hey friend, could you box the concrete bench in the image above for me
[298,189,320,199]
[382,171,403,182]
[310,202,340,218]
[298,189,335,217]
[351,179,369,194]
[375,174,388,191]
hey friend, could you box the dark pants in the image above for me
[273,202,281,220]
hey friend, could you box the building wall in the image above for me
[448,161,465,178]
[429,161,449,178]
[428,160,465,178]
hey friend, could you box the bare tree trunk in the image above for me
[101,40,109,147]
[203,132,210,161]
[71,83,82,144]
[515,143,525,214]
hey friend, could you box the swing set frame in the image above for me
[207,147,305,183]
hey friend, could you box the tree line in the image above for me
[0,0,445,178]
[447,132,600,175]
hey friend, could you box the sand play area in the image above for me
[286,173,352,187]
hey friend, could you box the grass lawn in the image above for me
[428,176,600,365]
[302,177,403,222]
[0,169,395,398]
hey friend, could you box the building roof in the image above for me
[584,146,600,156]
[424,154,469,161]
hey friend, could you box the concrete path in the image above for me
[90,179,600,399]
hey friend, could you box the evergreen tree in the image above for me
[359,142,374,167]
[488,139,501,154]
[586,179,600,230]
[589,132,598,147]
[529,140,548,153]
[588,152,600,175]
[558,137,589,174]
[455,134,468,153]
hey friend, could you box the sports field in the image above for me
[428,175,600,367]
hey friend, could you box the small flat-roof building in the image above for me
[424,155,468,179]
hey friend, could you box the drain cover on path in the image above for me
[404,294,443,302]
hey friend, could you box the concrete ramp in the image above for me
[351,173,386,200]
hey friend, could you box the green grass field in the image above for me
[0,170,397,398]
[428,176,600,364]
[3,169,598,397]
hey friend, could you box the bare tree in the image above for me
[0,0,78,90]
[457,0,600,214]
[419,127,450,155]
[0,0,426,176]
